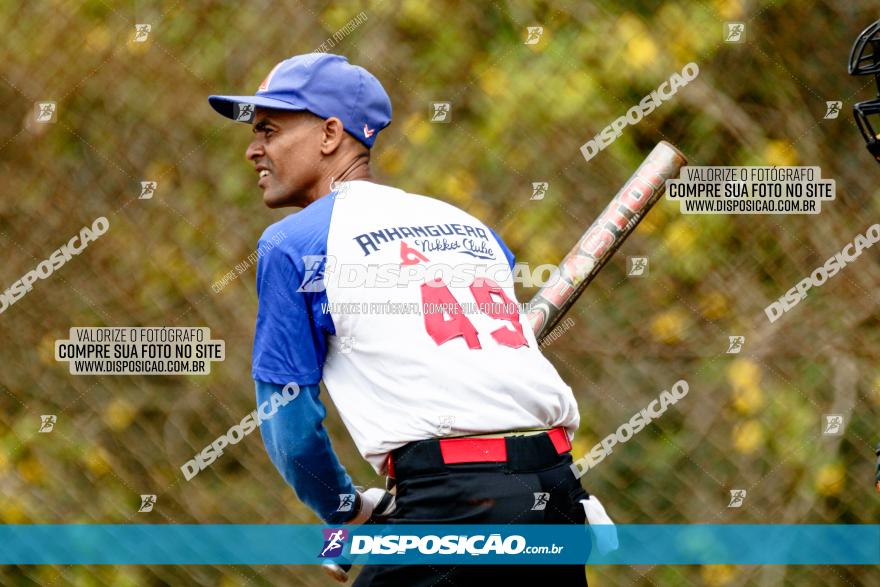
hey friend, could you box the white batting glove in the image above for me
[346,487,396,525]
[580,495,619,555]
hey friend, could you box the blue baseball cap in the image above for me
[209,53,392,148]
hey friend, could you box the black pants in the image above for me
[353,433,590,586]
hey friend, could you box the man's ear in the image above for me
[320,117,345,155]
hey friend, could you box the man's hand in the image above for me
[346,487,396,525]
[324,489,396,583]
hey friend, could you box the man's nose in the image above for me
[246,139,264,162]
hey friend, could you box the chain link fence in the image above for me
[1,0,878,585]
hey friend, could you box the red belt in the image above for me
[386,427,571,477]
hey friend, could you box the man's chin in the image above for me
[262,189,293,209]
[262,195,284,209]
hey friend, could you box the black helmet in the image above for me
[849,20,880,163]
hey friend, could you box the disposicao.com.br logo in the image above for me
[346,533,563,556]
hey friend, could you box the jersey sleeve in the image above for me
[489,226,516,270]
[255,380,357,524]
[251,237,333,385]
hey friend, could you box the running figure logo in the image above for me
[35,102,57,123]
[430,102,451,123]
[727,489,746,508]
[319,528,349,558]
[437,415,455,436]
[530,182,549,201]
[532,492,550,510]
[39,415,57,433]
[525,27,544,45]
[628,256,648,277]
[297,255,330,293]
[139,181,158,199]
[235,103,255,123]
[726,336,745,354]
[138,494,157,512]
[824,101,842,119]
[330,178,353,199]
[822,414,844,436]
[724,23,745,42]
[337,493,355,512]
[339,336,355,354]
[133,24,152,42]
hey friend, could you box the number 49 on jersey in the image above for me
[420,277,528,350]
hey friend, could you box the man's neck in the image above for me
[308,158,373,205]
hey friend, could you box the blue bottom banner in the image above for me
[0,524,877,565]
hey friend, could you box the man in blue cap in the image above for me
[210,53,595,586]
[209,53,391,209]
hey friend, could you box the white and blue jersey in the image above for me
[253,180,579,522]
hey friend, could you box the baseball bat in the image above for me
[323,560,350,582]
[530,141,688,343]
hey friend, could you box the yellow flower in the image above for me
[402,113,431,146]
[650,309,687,344]
[104,398,136,432]
[39,334,57,366]
[145,160,173,183]
[527,238,560,270]
[444,173,477,206]
[732,420,764,454]
[670,26,701,63]
[480,67,509,98]
[727,358,761,391]
[728,359,764,414]
[616,13,644,38]
[113,569,145,587]
[36,567,61,585]
[86,26,112,52]
[701,564,737,586]
[570,435,593,460]
[616,15,657,69]
[320,6,351,29]
[815,463,846,496]
[664,219,697,256]
[732,384,764,415]
[401,0,434,26]
[627,36,658,69]
[17,456,44,484]
[376,145,403,176]
[638,203,668,236]
[699,291,728,320]
[0,498,27,523]
[713,0,744,19]
[763,140,798,167]
[83,446,111,477]
[562,72,597,114]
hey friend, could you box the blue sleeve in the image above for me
[252,233,334,385]
[255,380,357,524]
[489,226,515,270]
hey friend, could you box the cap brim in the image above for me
[208,94,306,122]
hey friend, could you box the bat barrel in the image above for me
[529,141,688,343]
